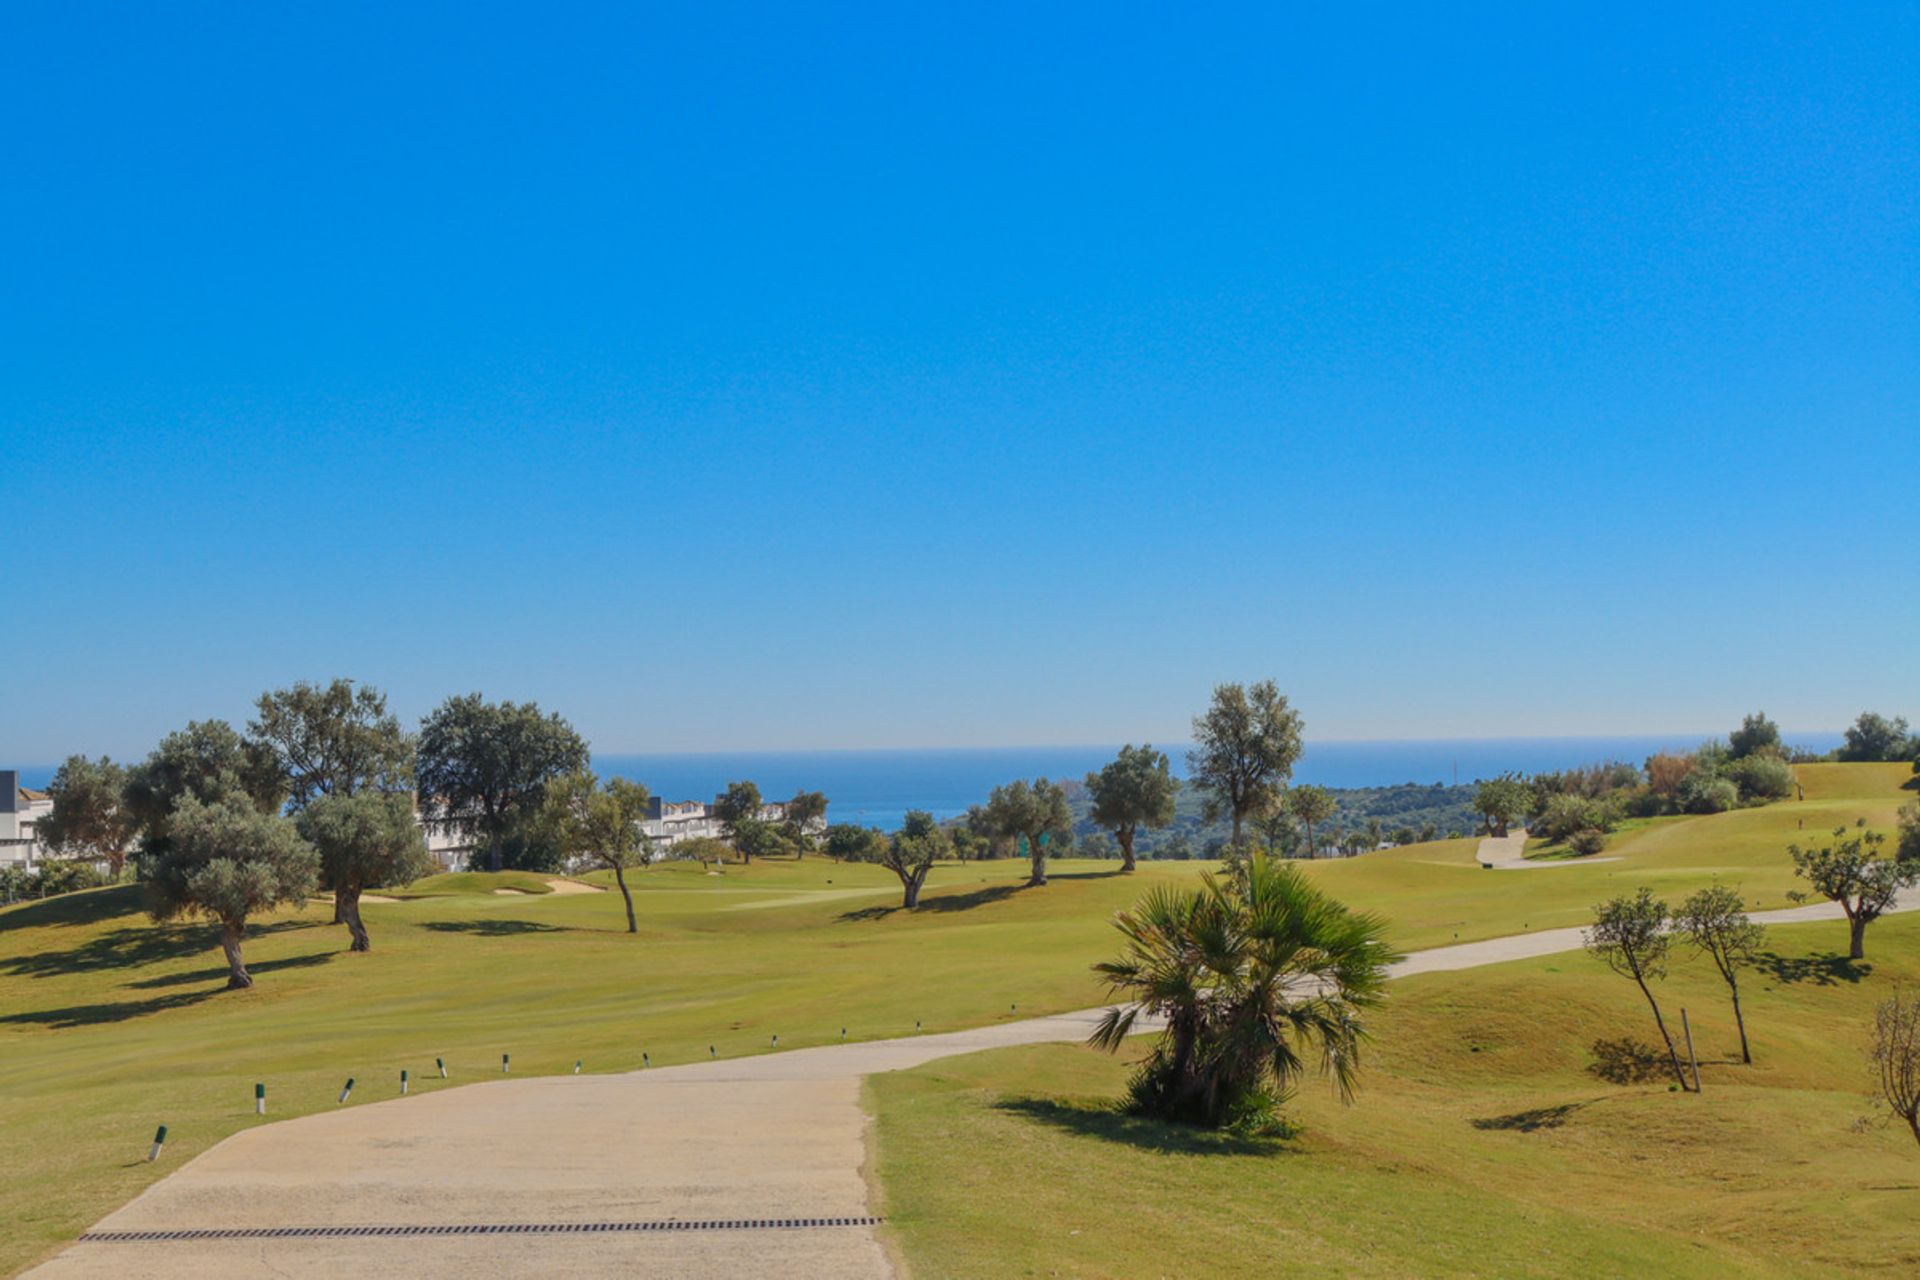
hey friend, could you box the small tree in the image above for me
[824,823,886,862]
[1286,785,1337,857]
[713,780,764,861]
[985,778,1073,886]
[1085,745,1176,872]
[1871,987,1920,1148]
[856,809,948,908]
[145,794,318,988]
[1186,681,1305,850]
[1474,775,1533,837]
[1674,884,1765,1064]
[1728,712,1783,760]
[1788,826,1918,960]
[782,790,828,857]
[1584,888,1691,1091]
[38,755,137,876]
[541,771,653,933]
[297,792,433,951]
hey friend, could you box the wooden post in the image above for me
[1681,1008,1701,1093]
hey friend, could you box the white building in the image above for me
[0,770,54,869]
[641,795,825,854]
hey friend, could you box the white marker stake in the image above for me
[401,1070,410,1095]
[642,1052,650,1068]
[502,1054,510,1074]
[436,1057,447,1079]
[339,1078,355,1104]
[574,1060,582,1075]
[148,1125,168,1162]
[771,1034,778,1048]
[254,1083,265,1115]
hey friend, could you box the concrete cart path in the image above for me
[31,889,1919,1280]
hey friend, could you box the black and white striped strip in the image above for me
[80,1217,883,1243]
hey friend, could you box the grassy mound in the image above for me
[382,870,558,897]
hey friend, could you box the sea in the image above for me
[14,733,1844,833]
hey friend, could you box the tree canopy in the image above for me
[1285,785,1338,857]
[1840,712,1917,763]
[1186,681,1304,850]
[782,789,829,856]
[1085,745,1176,872]
[1473,775,1534,837]
[416,694,589,872]
[37,755,137,875]
[145,793,317,988]
[250,678,414,808]
[125,720,285,859]
[1727,711,1782,760]
[985,778,1073,886]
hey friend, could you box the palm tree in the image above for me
[1090,854,1398,1129]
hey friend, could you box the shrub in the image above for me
[1725,753,1794,801]
[1898,805,1920,864]
[1621,786,1665,818]
[32,859,109,896]
[1678,772,1739,814]
[1645,752,1695,797]
[1567,828,1608,857]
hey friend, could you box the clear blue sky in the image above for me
[3,3,1915,761]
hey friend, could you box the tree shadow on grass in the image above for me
[838,882,1023,922]
[1757,951,1871,986]
[421,919,574,936]
[1471,1100,1596,1132]
[2,919,318,979]
[126,950,334,989]
[994,1096,1289,1157]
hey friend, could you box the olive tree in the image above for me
[783,790,829,857]
[1727,711,1782,760]
[1840,712,1916,763]
[1674,884,1764,1064]
[1474,775,1534,838]
[985,778,1073,886]
[1084,745,1176,872]
[416,694,589,872]
[145,794,317,988]
[1186,681,1304,850]
[856,809,948,908]
[1788,826,1918,960]
[296,792,433,951]
[542,771,653,933]
[38,755,137,876]
[1584,888,1691,1091]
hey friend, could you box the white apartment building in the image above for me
[0,770,54,869]
[641,795,824,853]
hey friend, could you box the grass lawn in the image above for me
[869,911,1920,1279]
[0,763,1909,1275]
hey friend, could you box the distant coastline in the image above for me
[11,732,1845,833]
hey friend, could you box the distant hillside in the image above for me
[1063,779,1480,858]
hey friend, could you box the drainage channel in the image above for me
[80,1217,884,1243]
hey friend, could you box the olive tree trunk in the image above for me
[220,924,252,989]
[613,863,638,934]
[1849,912,1868,961]
[1118,828,1137,873]
[341,886,370,952]
[1028,846,1048,886]
[1633,972,1691,1091]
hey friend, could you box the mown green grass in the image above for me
[0,763,1907,1275]
[870,911,1920,1278]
